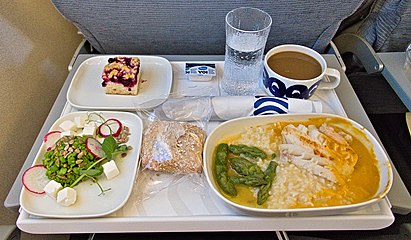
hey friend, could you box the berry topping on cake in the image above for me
[101,57,141,95]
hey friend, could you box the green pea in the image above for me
[44,151,53,158]
[58,167,67,175]
[68,157,75,166]
[49,165,59,173]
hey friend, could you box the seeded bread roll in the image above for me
[140,120,205,174]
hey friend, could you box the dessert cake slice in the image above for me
[101,56,141,95]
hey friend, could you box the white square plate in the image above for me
[67,55,173,110]
[20,111,143,218]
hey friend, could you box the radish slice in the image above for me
[98,118,122,137]
[22,164,48,194]
[86,137,105,159]
[44,131,61,151]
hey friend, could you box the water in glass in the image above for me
[221,7,272,95]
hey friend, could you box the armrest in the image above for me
[67,38,91,72]
[333,33,384,74]
[327,40,347,72]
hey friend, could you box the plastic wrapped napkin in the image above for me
[160,96,322,121]
[212,96,322,120]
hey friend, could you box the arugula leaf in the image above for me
[80,166,103,177]
[102,136,117,160]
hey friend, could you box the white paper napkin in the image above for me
[159,96,322,121]
[212,96,322,120]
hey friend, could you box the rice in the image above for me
[267,163,332,208]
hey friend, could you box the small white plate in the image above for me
[20,111,143,218]
[67,55,173,110]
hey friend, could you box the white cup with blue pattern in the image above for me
[261,44,340,99]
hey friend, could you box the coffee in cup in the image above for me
[261,44,340,99]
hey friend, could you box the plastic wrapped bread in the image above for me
[140,120,205,174]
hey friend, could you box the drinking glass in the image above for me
[221,7,272,95]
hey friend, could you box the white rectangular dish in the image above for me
[17,61,394,233]
[19,111,143,218]
[67,55,173,110]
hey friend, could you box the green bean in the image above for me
[214,143,237,196]
[229,157,264,178]
[257,161,278,205]
[228,144,267,159]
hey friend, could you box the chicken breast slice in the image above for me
[279,143,341,183]
[281,124,358,180]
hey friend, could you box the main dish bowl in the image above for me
[203,113,393,216]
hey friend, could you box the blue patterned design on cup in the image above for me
[304,81,321,98]
[262,68,320,99]
[253,96,288,115]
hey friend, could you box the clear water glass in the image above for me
[221,7,272,95]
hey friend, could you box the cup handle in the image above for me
[318,68,341,89]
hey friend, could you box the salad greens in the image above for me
[43,135,129,195]
[69,136,128,194]
[42,136,95,187]
[42,112,131,195]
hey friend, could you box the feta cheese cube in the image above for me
[74,116,86,128]
[102,160,120,180]
[60,130,75,137]
[59,120,77,132]
[57,187,77,207]
[43,180,62,199]
[82,125,96,137]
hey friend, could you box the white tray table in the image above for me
[16,60,395,234]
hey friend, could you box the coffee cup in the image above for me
[261,44,340,99]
